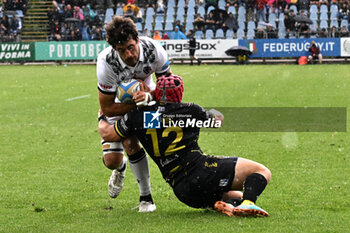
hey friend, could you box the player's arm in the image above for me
[208,108,224,127]
[98,91,136,117]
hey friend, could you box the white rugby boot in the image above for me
[108,157,127,198]
[139,201,157,213]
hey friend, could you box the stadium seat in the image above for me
[104,8,114,23]
[226,29,234,39]
[310,22,317,32]
[330,11,338,20]
[247,29,255,39]
[176,14,184,23]
[330,20,338,28]
[238,6,246,16]
[177,6,185,17]
[269,13,276,24]
[144,19,153,31]
[320,4,328,13]
[320,12,328,21]
[341,19,348,28]
[238,20,245,30]
[15,10,24,18]
[178,0,185,6]
[168,0,176,8]
[228,6,236,15]
[215,28,225,38]
[320,20,328,30]
[207,6,215,15]
[197,6,205,16]
[167,6,175,16]
[205,29,214,39]
[310,12,317,21]
[136,22,143,31]
[195,30,203,39]
[165,22,174,31]
[146,7,155,16]
[155,15,164,23]
[247,21,255,30]
[330,4,338,14]
[279,13,284,23]
[186,21,194,31]
[218,0,226,10]
[188,0,196,7]
[237,29,245,39]
[309,5,317,14]
[116,7,123,16]
[187,7,195,17]
[154,21,163,31]
[289,5,297,13]
[187,14,194,23]
[278,28,286,38]
[166,13,174,23]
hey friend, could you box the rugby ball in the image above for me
[116,79,141,103]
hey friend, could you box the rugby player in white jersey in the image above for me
[96,16,172,212]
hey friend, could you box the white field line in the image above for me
[65,94,91,101]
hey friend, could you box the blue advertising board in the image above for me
[239,38,341,58]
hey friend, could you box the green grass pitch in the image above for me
[1,64,349,232]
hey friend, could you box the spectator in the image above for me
[10,15,22,40]
[223,12,238,33]
[123,4,135,20]
[336,3,349,20]
[162,32,170,39]
[187,29,201,65]
[340,25,349,37]
[170,25,187,39]
[226,0,238,8]
[215,12,226,31]
[153,30,162,40]
[297,22,310,37]
[205,11,216,30]
[142,28,150,37]
[266,25,278,38]
[329,26,339,38]
[174,20,184,32]
[63,4,73,19]
[92,25,103,40]
[298,0,310,11]
[156,0,165,14]
[255,27,265,38]
[50,20,62,41]
[205,0,218,14]
[255,0,267,22]
[73,6,84,20]
[1,15,10,35]
[82,4,96,20]
[308,41,322,64]
[284,9,296,38]
[133,7,143,23]
[193,13,205,31]
[318,27,328,37]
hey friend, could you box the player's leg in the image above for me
[318,54,323,64]
[102,142,128,198]
[231,157,271,216]
[122,135,156,213]
[308,55,312,63]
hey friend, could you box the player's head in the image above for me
[155,74,184,103]
[311,41,316,47]
[105,16,139,66]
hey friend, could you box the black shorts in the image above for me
[189,49,195,56]
[172,151,237,209]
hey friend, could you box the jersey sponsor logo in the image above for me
[219,179,229,187]
[98,82,113,89]
[143,110,161,129]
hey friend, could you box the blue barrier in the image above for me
[239,38,341,58]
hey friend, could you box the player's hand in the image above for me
[98,109,103,118]
[133,91,153,106]
[136,79,150,92]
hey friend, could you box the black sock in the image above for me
[226,198,242,207]
[140,194,154,203]
[242,173,267,203]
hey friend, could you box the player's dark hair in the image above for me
[105,16,138,48]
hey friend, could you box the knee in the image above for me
[258,165,272,183]
[103,153,124,170]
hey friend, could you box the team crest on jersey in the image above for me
[143,110,161,129]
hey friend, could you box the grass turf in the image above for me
[0,64,349,232]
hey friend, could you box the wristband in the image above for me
[98,115,106,122]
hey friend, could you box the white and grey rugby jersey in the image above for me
[97,36,170,95]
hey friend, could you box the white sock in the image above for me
[117,156,127,172]
[128,150,151,197]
